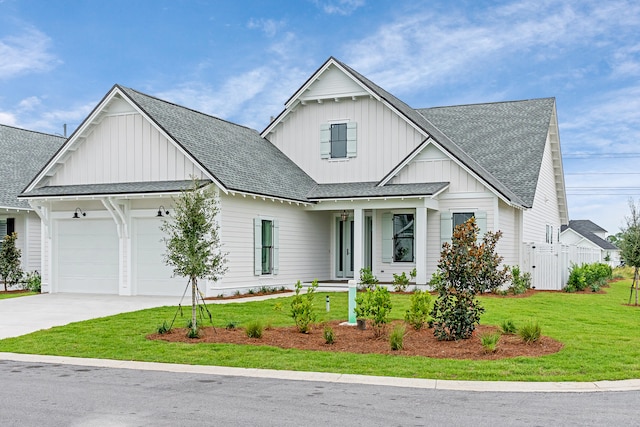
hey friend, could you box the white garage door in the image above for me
[133,218,189,296]
[56,219,119,294]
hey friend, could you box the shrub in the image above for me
[355,285,392,337]
[186,327,200,339]
[225,321,238,330]
[432,218,509,341]
[245,320,263,338]
[0,232,23,291]
[480,332,500,353]
[519,320,541,344]
[404,289,433,330]
[389,324,406,351]
[23,270,42,293]
[392,272,410,292]
[500,319,517,334]
[358,267,379,290]
[566,263,613,292]
[157,321,171,334]
[323,325,335,345]
[290,280,318,333]
[509,266,531,295]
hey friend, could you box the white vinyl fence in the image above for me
[521,243,602,290]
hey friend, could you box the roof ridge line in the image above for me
[0,123,66,140]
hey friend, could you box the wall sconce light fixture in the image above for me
[340,210,349,222]
[72,208,86,219]
[156,206,169,217]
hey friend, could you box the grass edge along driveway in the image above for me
[0,280,638,382]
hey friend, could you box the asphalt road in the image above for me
[0,360,636,426]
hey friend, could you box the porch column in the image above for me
[415,207,428,285]
[353,208,364,280]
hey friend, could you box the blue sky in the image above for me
[1,0,639,235]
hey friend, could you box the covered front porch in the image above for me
[306,182,449,285]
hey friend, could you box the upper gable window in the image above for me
[320,122,357,159]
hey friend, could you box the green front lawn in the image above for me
[1,280,639,382]
[0,291,37,300]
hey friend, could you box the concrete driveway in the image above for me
[0,293,180,339]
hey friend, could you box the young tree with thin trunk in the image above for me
[620,199,640,305]
[161,180,227,336]
[0,232,23,292]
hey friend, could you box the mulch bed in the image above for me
[204,289,293,300]
[148,320,563,360]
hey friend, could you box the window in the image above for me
[440,211,487,247]
[330,123,347,158]
[393,214,414,262]
[452,212,474,232]
[254,218,279,276]
[320,122,357,159]
[0,218,14,237]
[261,220,273,274]
[546,225,553,244]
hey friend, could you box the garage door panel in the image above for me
[133,218,188,296]
[56,219,119,294]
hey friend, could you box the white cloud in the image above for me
[0,111,17,126]
[344,1,640,94]
[313,0,365,15]
[0,27,60,79]
[247,18,285,37]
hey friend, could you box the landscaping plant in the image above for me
[323,325,335,345]
[245,320,263,339]
[23,270,42,293]
[161,179,227,337]
[431,217,509,340]
[389,324,406,351]
[518,319,541,344]
[500,319,517,334]
[404,289,433,330]
[508,266,531,295]
[480,332,500,353]
[290,280,318,333]
[392,271,410,292]
[355,285,393,337]
[619,199,640,304]
[0,232,23,291]
[358,267,379,290]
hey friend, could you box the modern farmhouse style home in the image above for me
[19,57,568,296]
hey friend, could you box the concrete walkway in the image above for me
[1,292,640,393]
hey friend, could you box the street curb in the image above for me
[2,352,639,393]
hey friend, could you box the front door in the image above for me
[335,217,354,278]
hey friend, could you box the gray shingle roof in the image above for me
[417,99,555,208]
[562,220,619,251]
[0,124,66,209]
[21,180,209,198]
[333,58,553,208]
[308,182,449,200]
[119,86,317,202]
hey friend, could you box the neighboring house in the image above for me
[0,124,66,277]
[560,220,621,266]
[20,57,568,295]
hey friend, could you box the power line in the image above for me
[566,172,640,175]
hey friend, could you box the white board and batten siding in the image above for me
[217,193,331,294]
[267,96,425,184]
[523,136,562,244]
[49,113,205,186]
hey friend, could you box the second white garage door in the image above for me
[132,218,190,296]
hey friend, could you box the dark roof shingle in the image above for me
[0,124,66,209]
[119,86,318,202]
